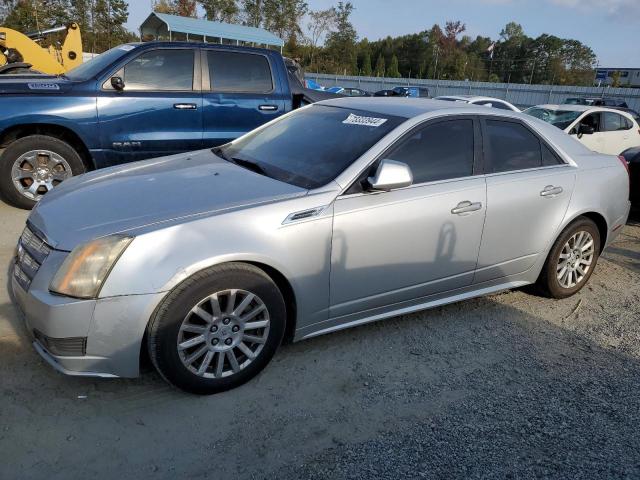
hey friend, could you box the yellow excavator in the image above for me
[0,22,83,75]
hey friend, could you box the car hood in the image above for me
[0,75,74,95]
[29,149,307,250]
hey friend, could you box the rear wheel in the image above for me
[147,263,286,394]
[0,135,85,209]
[536,217,601,298]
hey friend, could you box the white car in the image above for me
[434,95,520,112]
[524,105,640,156]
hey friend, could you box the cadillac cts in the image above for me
[12,98,630,394]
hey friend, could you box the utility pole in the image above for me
[529,59,536,85]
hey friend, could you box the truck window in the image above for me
[208,51,273,93]
[124,49,194,91]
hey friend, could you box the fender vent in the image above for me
[283,206,327,224]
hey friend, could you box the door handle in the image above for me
[258,104,278,111]
[451,201,482,215]
[540,185,563,197]
[174,103,198,110]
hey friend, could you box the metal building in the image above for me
[139,12,284,50]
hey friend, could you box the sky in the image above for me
[124,0,640,67]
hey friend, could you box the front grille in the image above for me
[34,330,87,356]
[14,226,51,291]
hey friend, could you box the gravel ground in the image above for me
[0,202,639,480]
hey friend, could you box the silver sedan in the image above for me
[12,98,631,394]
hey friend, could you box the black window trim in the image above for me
[101,47,200,93]
[201,47,275,94]
[478,116,569,176]
[342,114,483,196]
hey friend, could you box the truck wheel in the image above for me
[0,135,85,209]
[147,263,287,395]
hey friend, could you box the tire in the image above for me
[0,135,86,210]
[147,263,287,395]
[536,217,601,299]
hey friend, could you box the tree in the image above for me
[242,0,263,27]
[92,0,129,52]
[200,0,239,22]
[306,8,336,68]
[154,0,196,16]
[263,0,307,43]
[361,48,372,76]
[387,54,400,77]
[374,53,385,77]
[324,1,357,74]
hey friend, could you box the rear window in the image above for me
[216,105,405,189]
[208,51,273,93]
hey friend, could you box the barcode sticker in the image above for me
[343,113,388,127]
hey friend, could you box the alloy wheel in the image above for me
[177,289,271,378]
[556,230,595,289]
[11,150,72,201]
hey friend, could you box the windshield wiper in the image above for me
[230,157,268,176]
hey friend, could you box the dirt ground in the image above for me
[1,202,639,480]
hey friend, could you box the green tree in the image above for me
[263,0,307,43]
[387,54,400,77]
[361,48,372,76]
[92,0,129,52]
[200,0,239,22]
[324,1,357,74]
[374,53,385,77]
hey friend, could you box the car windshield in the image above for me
[64,45,135,81]
[215,105,405,189]
[523,107,582,130]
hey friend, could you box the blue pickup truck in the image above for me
[0,41,335,209]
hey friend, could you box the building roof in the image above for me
[140,12,284,47]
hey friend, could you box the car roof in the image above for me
[529,104,631,114]
[317,97,484,118]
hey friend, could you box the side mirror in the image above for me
[578,124,595,137]
[110,76,125,91]
[367,159,413,192]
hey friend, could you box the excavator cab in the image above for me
[0,23,83,75]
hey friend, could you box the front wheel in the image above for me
[147,263,287,394]
[0,135,85,209]
[536,217,601,299]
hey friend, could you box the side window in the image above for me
[579,113,600,133]
[485,120,541,173]
[542,143,563,166]
[386,119,474,184]
[124,50,194,91]
[603,112,630,131]
[208,51,273,93]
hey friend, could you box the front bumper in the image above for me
[11,261,166,379]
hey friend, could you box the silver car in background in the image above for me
[11,98,631,394]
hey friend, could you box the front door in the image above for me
[330,118,486,319]
[572,112,606,154]
[97,48,203,165]
[475,118,576,283]
[201,48,286,148]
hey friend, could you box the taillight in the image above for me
[618,155,630,176]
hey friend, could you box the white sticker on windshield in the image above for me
[118,45,136,51]
[343,113,388,127]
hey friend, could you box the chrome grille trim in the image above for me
[14,226,51,291]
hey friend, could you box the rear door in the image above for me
[475,118,576,283]
[201,48,286,148]
[600,111,636,154]
[96,47,203,165]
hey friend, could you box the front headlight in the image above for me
[50,235,133,299]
